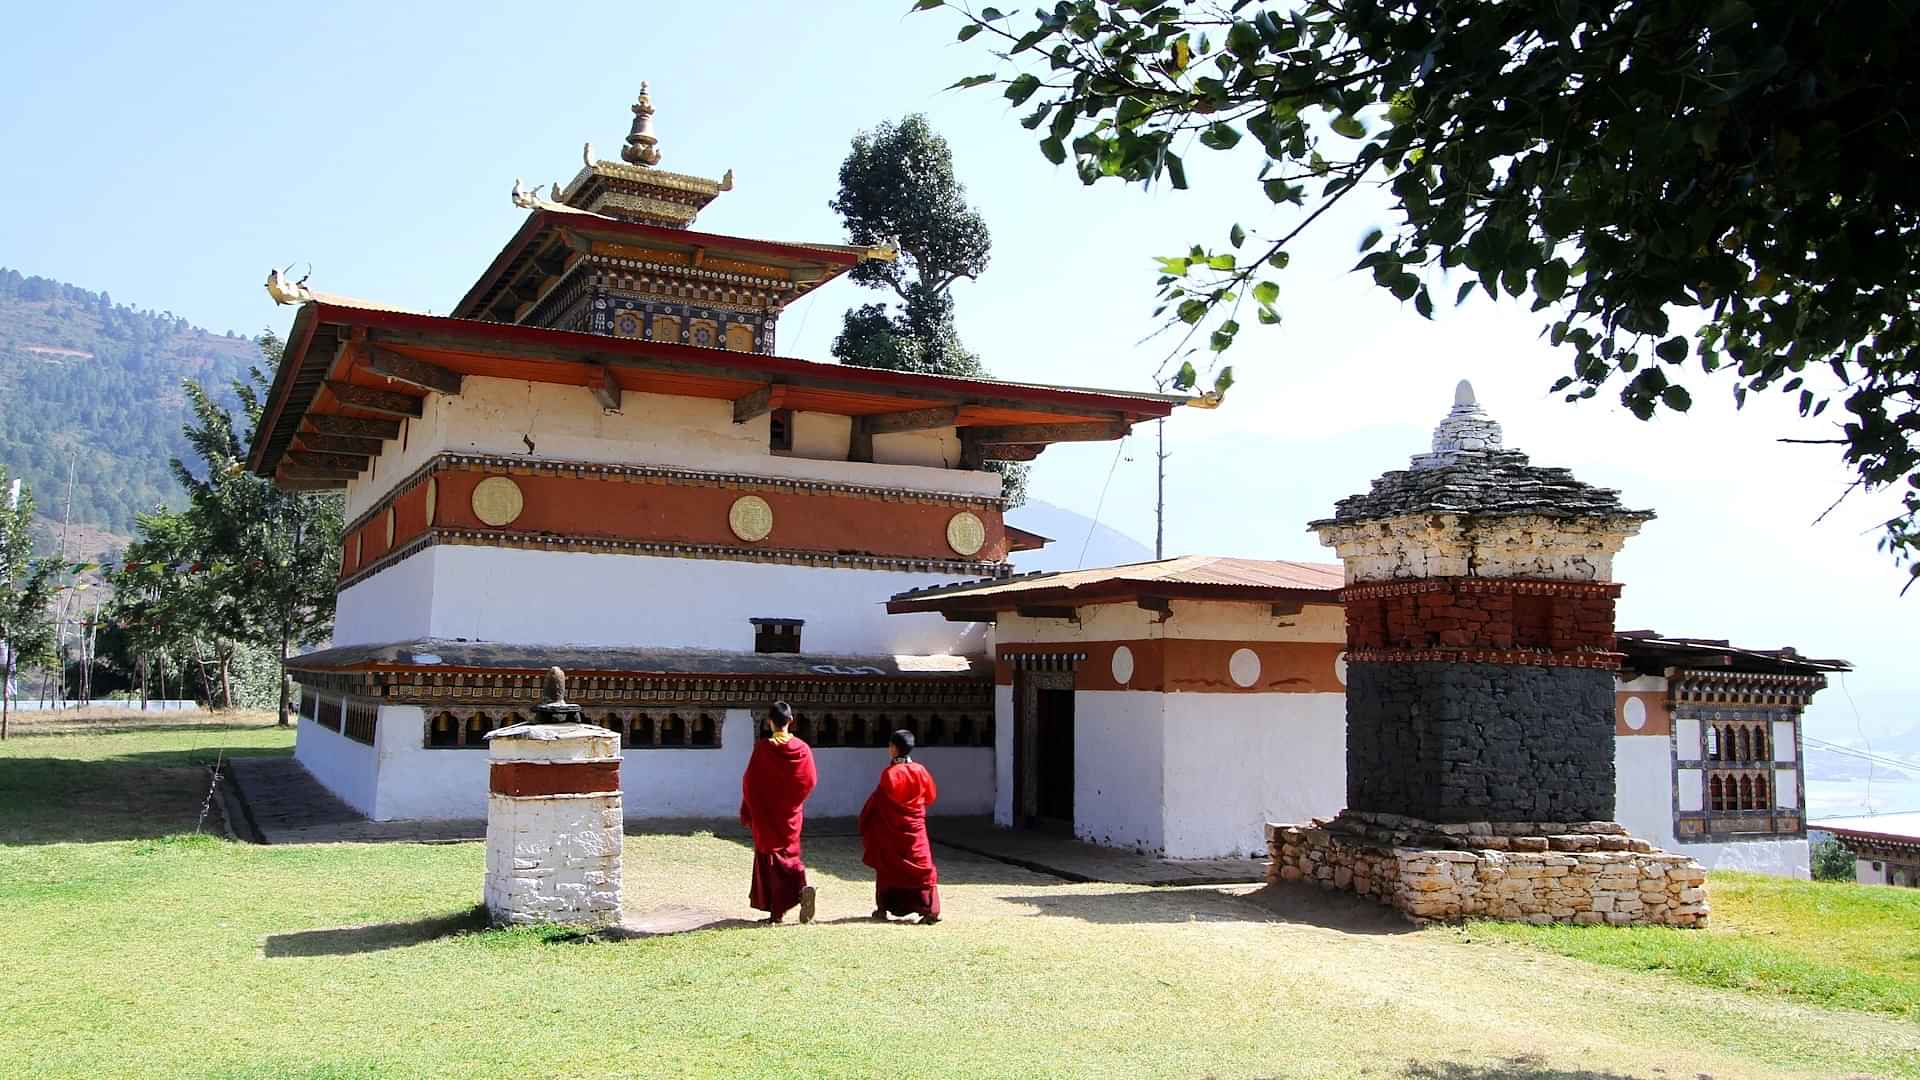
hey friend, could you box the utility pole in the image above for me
[1154,417,1167,560]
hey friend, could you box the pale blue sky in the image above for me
[2,2,1911,751]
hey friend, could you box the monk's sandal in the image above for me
[798,886,818,924]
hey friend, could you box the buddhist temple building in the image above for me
[251,88,1198,821]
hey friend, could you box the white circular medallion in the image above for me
[1333,651,1348,687]
[384,507,395,547]
[946,511,986,556]
[425,477,437,526]
[1623,697,1648,731]
[1110,645,1135,686]
[1229,647,1262,689]
[729,495,774,542]
[471,476,524,527]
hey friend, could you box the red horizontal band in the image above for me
[489,760,621,797]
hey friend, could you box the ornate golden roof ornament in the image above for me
[622,82,662,167]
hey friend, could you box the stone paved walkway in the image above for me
[230,758,1265,886]
[930,817,1268,887]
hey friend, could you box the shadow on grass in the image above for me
[1402,1057,1638,1079]
[262,906,491,957]
[999,881,1417,935]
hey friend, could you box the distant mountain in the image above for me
[0,268,258,536]
[1007,499,1155,573]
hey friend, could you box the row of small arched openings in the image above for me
[1704,722,1771,763]
[1708,773,1770,812]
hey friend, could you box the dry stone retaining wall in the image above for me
[1267,812,1707,927]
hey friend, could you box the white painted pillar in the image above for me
[482,723,623,927]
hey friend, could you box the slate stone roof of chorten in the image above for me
[1310,381,1655,527]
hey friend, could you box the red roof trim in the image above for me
[453,209,864,319]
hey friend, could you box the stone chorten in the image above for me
[1267,382,1708,927]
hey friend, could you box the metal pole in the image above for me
[1154,417,1166,560]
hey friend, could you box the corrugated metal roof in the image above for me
[888,555,1344,613]
[1811,812,1920,842]
[1616,630,1851,674]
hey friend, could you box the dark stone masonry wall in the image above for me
[1346,662,1617,823]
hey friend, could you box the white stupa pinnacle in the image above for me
[1409,379,1504,470]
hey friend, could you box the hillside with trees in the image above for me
[0,268,258,536]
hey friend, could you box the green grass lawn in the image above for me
[1469,869,1920,1019]
[1,718,1916,1079]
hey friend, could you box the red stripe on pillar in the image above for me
[489,760,621,797]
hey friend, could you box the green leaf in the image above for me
[912,0,943,9]
[1174,360,1199,390]
[1177,299,1208,324]
[1213,366,1235,395]
[1199,123,1242,150]
[1414,287,1434,320]
[1253,280,1279,305]
[1534,259,1569,302]
[1171,36,1191,73]
[1005,74,1042,105]
[1206,253,1236,270]
[1263,179,1302,204]
[1040,137,1067,165]
[1330,114,1367,139]
[1661,386,1693,412]
[957,23,982,41]
[1359,228,1384,252]
[1455,281,1476,306]
[947,74,995,90]
[1266,251,1290,269]
[1655,336,1689,364]
[1229,224,1246,249]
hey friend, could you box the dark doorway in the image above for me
[1035,688,1075,823]
[1014,669,1076,830]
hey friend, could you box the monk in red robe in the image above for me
[859,729,941,924]
[740,702,818,924]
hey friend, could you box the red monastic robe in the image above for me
[740,735,818,917]
[859,759,941,918]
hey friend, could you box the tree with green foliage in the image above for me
[0,471,60,738]
[930,0,1920,579]
[109,333,342,722]
[830,114,1028,505]
[1811,838,1857,882]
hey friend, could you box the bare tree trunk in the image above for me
[219,649,233,713]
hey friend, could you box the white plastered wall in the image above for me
[1072,691,1167,853]
[367,707,993,822]
[293,715,379,815]
[331,546,989,655]
[993,683,1015,827]
[343,376,994,520]
[1160,692,1347,859]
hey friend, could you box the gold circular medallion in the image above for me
[424,478,437,526]
[354,534,363,566]
[471,476,525,528]
[946,511,986,556]
[728,495,774,542]
[384,507,395,547]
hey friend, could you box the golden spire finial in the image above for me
[622,82,662,167]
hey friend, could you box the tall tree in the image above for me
[0,471,59,738]
[932,0,1920,581]
[112,333,343,722]
[830,114,1028,505]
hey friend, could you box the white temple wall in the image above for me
[1160,692,1346,860]
[343,377,997,519]
[294,715,380,816]
[1612,735,1677,849]
[362,707,992,822]
[331,547,440,647]
[329,546,989,655]
[1072,691,1167,853]
[1675,838,1810,878]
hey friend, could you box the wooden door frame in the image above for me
[1013,669,1075,828]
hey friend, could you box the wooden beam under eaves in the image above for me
[365,346,463,395]
[327,381,425,418]
[280,463,359,481]
[295,432,384,456]
[307,414,401,440]
[1271,598,1305,618]
[1138,597,1174,621]
[860,406,959,435]
[1016,605,1080,622]
[940,610,999,624]
[286,450,369,474]
[591,364,622,413]
[278,474,349,491]
[732,384,786,424]
[967,421,1130,444]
